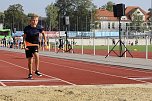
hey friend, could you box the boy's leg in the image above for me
[27,57,33,79]
[33,52,39,71]
[33,51,42,76]
[25,46,34,79]
[28,57,33,74]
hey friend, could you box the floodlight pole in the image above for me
[65,24,68,52]
[63,0,70,52]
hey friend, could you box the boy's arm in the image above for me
[23,34,27,48]
[42,31,47,46]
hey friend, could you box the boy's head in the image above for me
[30,14,39,19]
[29,14,39,27]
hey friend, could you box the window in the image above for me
[108,23,110,29]
[112,23,115,29]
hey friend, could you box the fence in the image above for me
[0,30,152,59]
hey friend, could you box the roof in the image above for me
[95,6,149,21]
[95,9,113,17]
[145,12,152,21]
[95,9,118,21]
[125,6,147,16]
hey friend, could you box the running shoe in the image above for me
[35,71,42,76]
[28,74,33,79]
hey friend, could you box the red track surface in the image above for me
[0,50,152,86]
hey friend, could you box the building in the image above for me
[94,6,152,33]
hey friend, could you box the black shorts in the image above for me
[25,46,38,58]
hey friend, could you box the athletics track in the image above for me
[0,48,152,86]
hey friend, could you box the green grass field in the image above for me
[73,45,152,52]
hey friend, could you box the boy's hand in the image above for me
[25,47,29,50]
[44,42,47,47]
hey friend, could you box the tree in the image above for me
[54,0,96,31]
[55,0,76,31]
[4,4,28,31]
[45,3,59,31]
[130,11,145,32]
[101,1,115,11]
[0,12,5,23]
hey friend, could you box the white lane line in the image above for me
[0,79,60,82]
[129,77,152,80]
[0,82,6,86]
[40,60,152,84]
[0,59,76,86]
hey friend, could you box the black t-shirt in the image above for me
[24,25,43,44]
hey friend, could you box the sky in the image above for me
[0,0,151,17]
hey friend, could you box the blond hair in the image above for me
[28,13,39,20]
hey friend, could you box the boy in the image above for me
[23,14,47,79]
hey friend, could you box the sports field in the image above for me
[73,45,152,52]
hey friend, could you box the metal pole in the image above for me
[91,9,92,32]
[151,0,152,45]
[81,37,83,54]
[59,14,60,31]
[65,25,68,51]
[124,36,126,57]
[2,15,5,28]
[107,37,109,56]
[119,17,122,56]
[146,35,148,59]
[93,32,95,55]
[50,16,51,31]
[21,18,23,31]
[71,38,74,53]
[86,16,87,31]
[77,16,78,31]
[55,38,57,52]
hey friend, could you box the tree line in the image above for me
[0,0,115,32]
[0,0,150,32]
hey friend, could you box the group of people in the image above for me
[56,37,72,53]
[1,35,24,49]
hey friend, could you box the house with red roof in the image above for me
[94,6,151,33]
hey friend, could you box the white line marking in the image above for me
[0,59,76,86]
[0,82,6,86]
[40,60,152,84]
[129,77,152,80]
[0,79,60,82]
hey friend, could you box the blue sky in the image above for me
[0,0,151,17]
